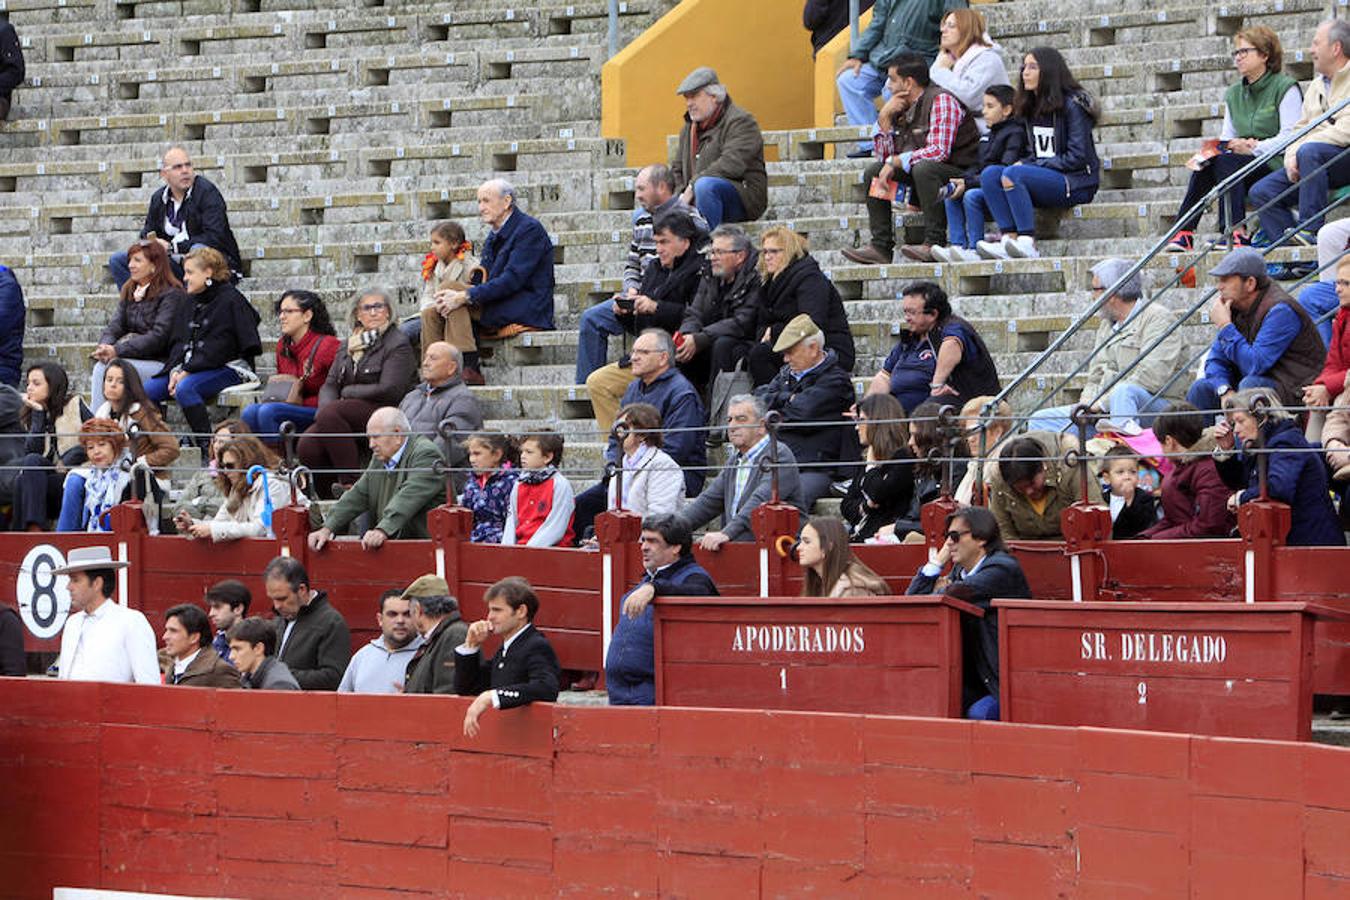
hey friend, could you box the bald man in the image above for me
[399,341,484,494]
[108,145,242,289]
[308,406,446,551]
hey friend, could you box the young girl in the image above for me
[932,85,1028,263]
[95,358,180,478]
[10,363,91,531]
[419,221,483,382]
[502,428,575,547]
[798,515,891,597]
[57,418,131,533]
[177,435,298,542]
[459,431,518,544]
[976,46,1101,260]
[606,403,684,519]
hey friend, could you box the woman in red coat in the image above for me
[240,290,340,446]
[1306,258,1350,480]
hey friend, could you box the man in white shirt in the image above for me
[337,589,424,694]
[55,546,159,684]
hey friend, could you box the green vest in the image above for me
[1224,71,1300,171]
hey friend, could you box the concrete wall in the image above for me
[1,678,1347,898]
[601,0,815,166]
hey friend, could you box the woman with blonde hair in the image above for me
[748,226,855,385]
[929,8,1010,133]
[799,515,891,597]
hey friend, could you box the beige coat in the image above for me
[829,564,891,597]
[1286,61,1350,161]
[1078,301,1186,406]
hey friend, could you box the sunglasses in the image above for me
[945,529,971,543]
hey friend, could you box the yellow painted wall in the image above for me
[601,0,816,167]
[813,9,874,130]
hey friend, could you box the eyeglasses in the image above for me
[277,307,303,316]
[358,303,388,313]
[945,529,971,543]
[1232,47,1257,59]
[708,248,743,257]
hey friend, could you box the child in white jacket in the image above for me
[605,403,684,518]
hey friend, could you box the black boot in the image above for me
[181,404,214,458]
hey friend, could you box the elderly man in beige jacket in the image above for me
[1026,258,1186,436]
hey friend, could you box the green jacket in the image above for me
[671,96,768,221]
[1078,300,1186,407]
[988,431,1104,540]
[852,0,968,66]
[323,433,445,539]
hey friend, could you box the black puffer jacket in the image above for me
[755,254,856,373]
[100,287,186,362]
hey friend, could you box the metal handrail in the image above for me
[995,95,1350,422]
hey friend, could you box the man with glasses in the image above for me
[906,505,1031,720]
[676,225,763,390]
[108,146,242,289]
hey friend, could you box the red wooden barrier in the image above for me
[653,595,978,717]
[997,600,1348,741]
[0,678,1347,899]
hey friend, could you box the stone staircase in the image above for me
[0,0,1336,492]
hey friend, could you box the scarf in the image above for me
[348,322,390,365]
[687,100,727,176]
[517,465,557,486]
[83,457,132,532]
[132,282,149,302]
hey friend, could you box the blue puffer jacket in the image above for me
[469,208,556,331]
[1221,418,1345,547]
[1021,89,1101,200]
[0,266,24,388]
[605,555,718,706]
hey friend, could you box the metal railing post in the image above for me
[849,0,860,54]
[608,0,619,58]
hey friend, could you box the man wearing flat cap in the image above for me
[670,67,768,229]
[1187,247,1324,413]
[754,314,861,509]
[337,588,425,694]
[1027,258,1186,435]
[401,574,469,695]
[55,546,160,684]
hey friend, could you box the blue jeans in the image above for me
[1186,374,1280,416]
[91,357,162,411]
[241,401,318,444]
[1027,383,1174,434]
[576,301,625,384]
[145,367,241,408]
[108,247,188,291]
[693,177,747,228]
[945,188,991,248]
[56,473,86,532]
[1250,141,1350,240]
[1297,279,1340,346]
[967,694,999,720]
[836,62,891,150]
[981,165,1089,235]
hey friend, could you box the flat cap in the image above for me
[1208,247,1267,279]
[401,574,450,601]
[772,313,823,353]
[676,66,719,95]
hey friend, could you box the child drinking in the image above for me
[932,85,1027,263]
[419,221,483,382]
[1101,445,1157,539]
[502,428,575,547]
[459,431,518,544]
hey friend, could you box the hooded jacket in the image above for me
[1139,435,1234,540]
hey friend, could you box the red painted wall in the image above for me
[1,678,1347,899]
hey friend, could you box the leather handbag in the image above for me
[260,339,322,405]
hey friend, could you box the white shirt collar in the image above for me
[502,622,532,655]
[173,649,201,676]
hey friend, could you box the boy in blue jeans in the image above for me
[933,86,1027,264]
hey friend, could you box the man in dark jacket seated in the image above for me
[906,505,1032,720]
[755,314,861,511]
[674,224,762,390]
[108,146,243,289]
[606,515,718,705]
[402,574,470,695]
[455,577,562,737]
[440,178,555,341]
[671,67,768,228]
[263,556,351,691]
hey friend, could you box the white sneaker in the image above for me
[1003,234,1039,258]
[949,246,980,262]
[976,238,1010,259]
[931,245,955,263]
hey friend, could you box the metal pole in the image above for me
[849,0,860,54]
[608,0,619,58]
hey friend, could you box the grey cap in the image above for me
[1089,258,1142,300]
[676,66,719,95]
[1209,247,1267,279]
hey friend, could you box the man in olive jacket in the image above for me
[670,68,768,228]
[308,407,446,551]
[401,575,470,695]
[989,432,1105,540]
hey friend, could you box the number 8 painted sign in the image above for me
[17,545,70,640]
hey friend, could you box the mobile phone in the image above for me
[615,296,635,312]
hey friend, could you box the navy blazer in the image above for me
[452,624,561,709]
[469,208,556,331]
[140,175,243,273]
[605,555,718,706]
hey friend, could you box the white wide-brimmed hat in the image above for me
[51,546,129,575]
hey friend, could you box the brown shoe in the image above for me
[462,367,486,386]
[841,245,891,265]
[900,244,935,262]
